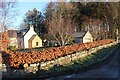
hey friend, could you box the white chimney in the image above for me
[30,25,34,31]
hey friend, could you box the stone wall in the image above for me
[24,42,117,73]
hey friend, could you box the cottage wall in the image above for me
[23,26,36,48]
[83,31,93,43]
[31,36,42,48]
[75,37,83,43]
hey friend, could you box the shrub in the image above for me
[3,39,114,68]
[7,46,16,50]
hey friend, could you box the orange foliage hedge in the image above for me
[1,31,9,51]
[2,39,114,68]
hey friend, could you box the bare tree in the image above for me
[81,17,108,40]
[45,2,75,46]
[0,0,16,32]
[0,0,16,51]
[48,15,74,46]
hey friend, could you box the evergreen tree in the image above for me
[24,8,46,35]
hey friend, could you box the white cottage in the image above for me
[73,31,93,43]
[17,25,42,49]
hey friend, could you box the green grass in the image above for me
[35,44,118,76]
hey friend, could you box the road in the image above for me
[47,45,119,79]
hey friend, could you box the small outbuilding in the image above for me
[73,31,93,43]
[28,35,42,48]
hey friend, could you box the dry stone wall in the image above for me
[24,42,117,72]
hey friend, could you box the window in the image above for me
[36,42,38,46]
[86,38,91,40]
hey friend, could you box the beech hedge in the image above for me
[2,39,114,68]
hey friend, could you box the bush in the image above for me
[4,39,115,68]
[7,46,16,50]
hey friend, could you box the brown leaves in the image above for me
[1,31,9,51]
[4,39,114,68]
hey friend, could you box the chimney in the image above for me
[30,25,34,30]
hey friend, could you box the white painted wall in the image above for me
[23,26,37,48]
[83,31,93,43]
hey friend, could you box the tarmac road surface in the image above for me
[47,45,119,80]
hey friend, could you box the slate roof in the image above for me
[28,35,37,42]
[7,30,18,38]
[17,28,29,38]
[73,31,86,38]
[0,30,18,39]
